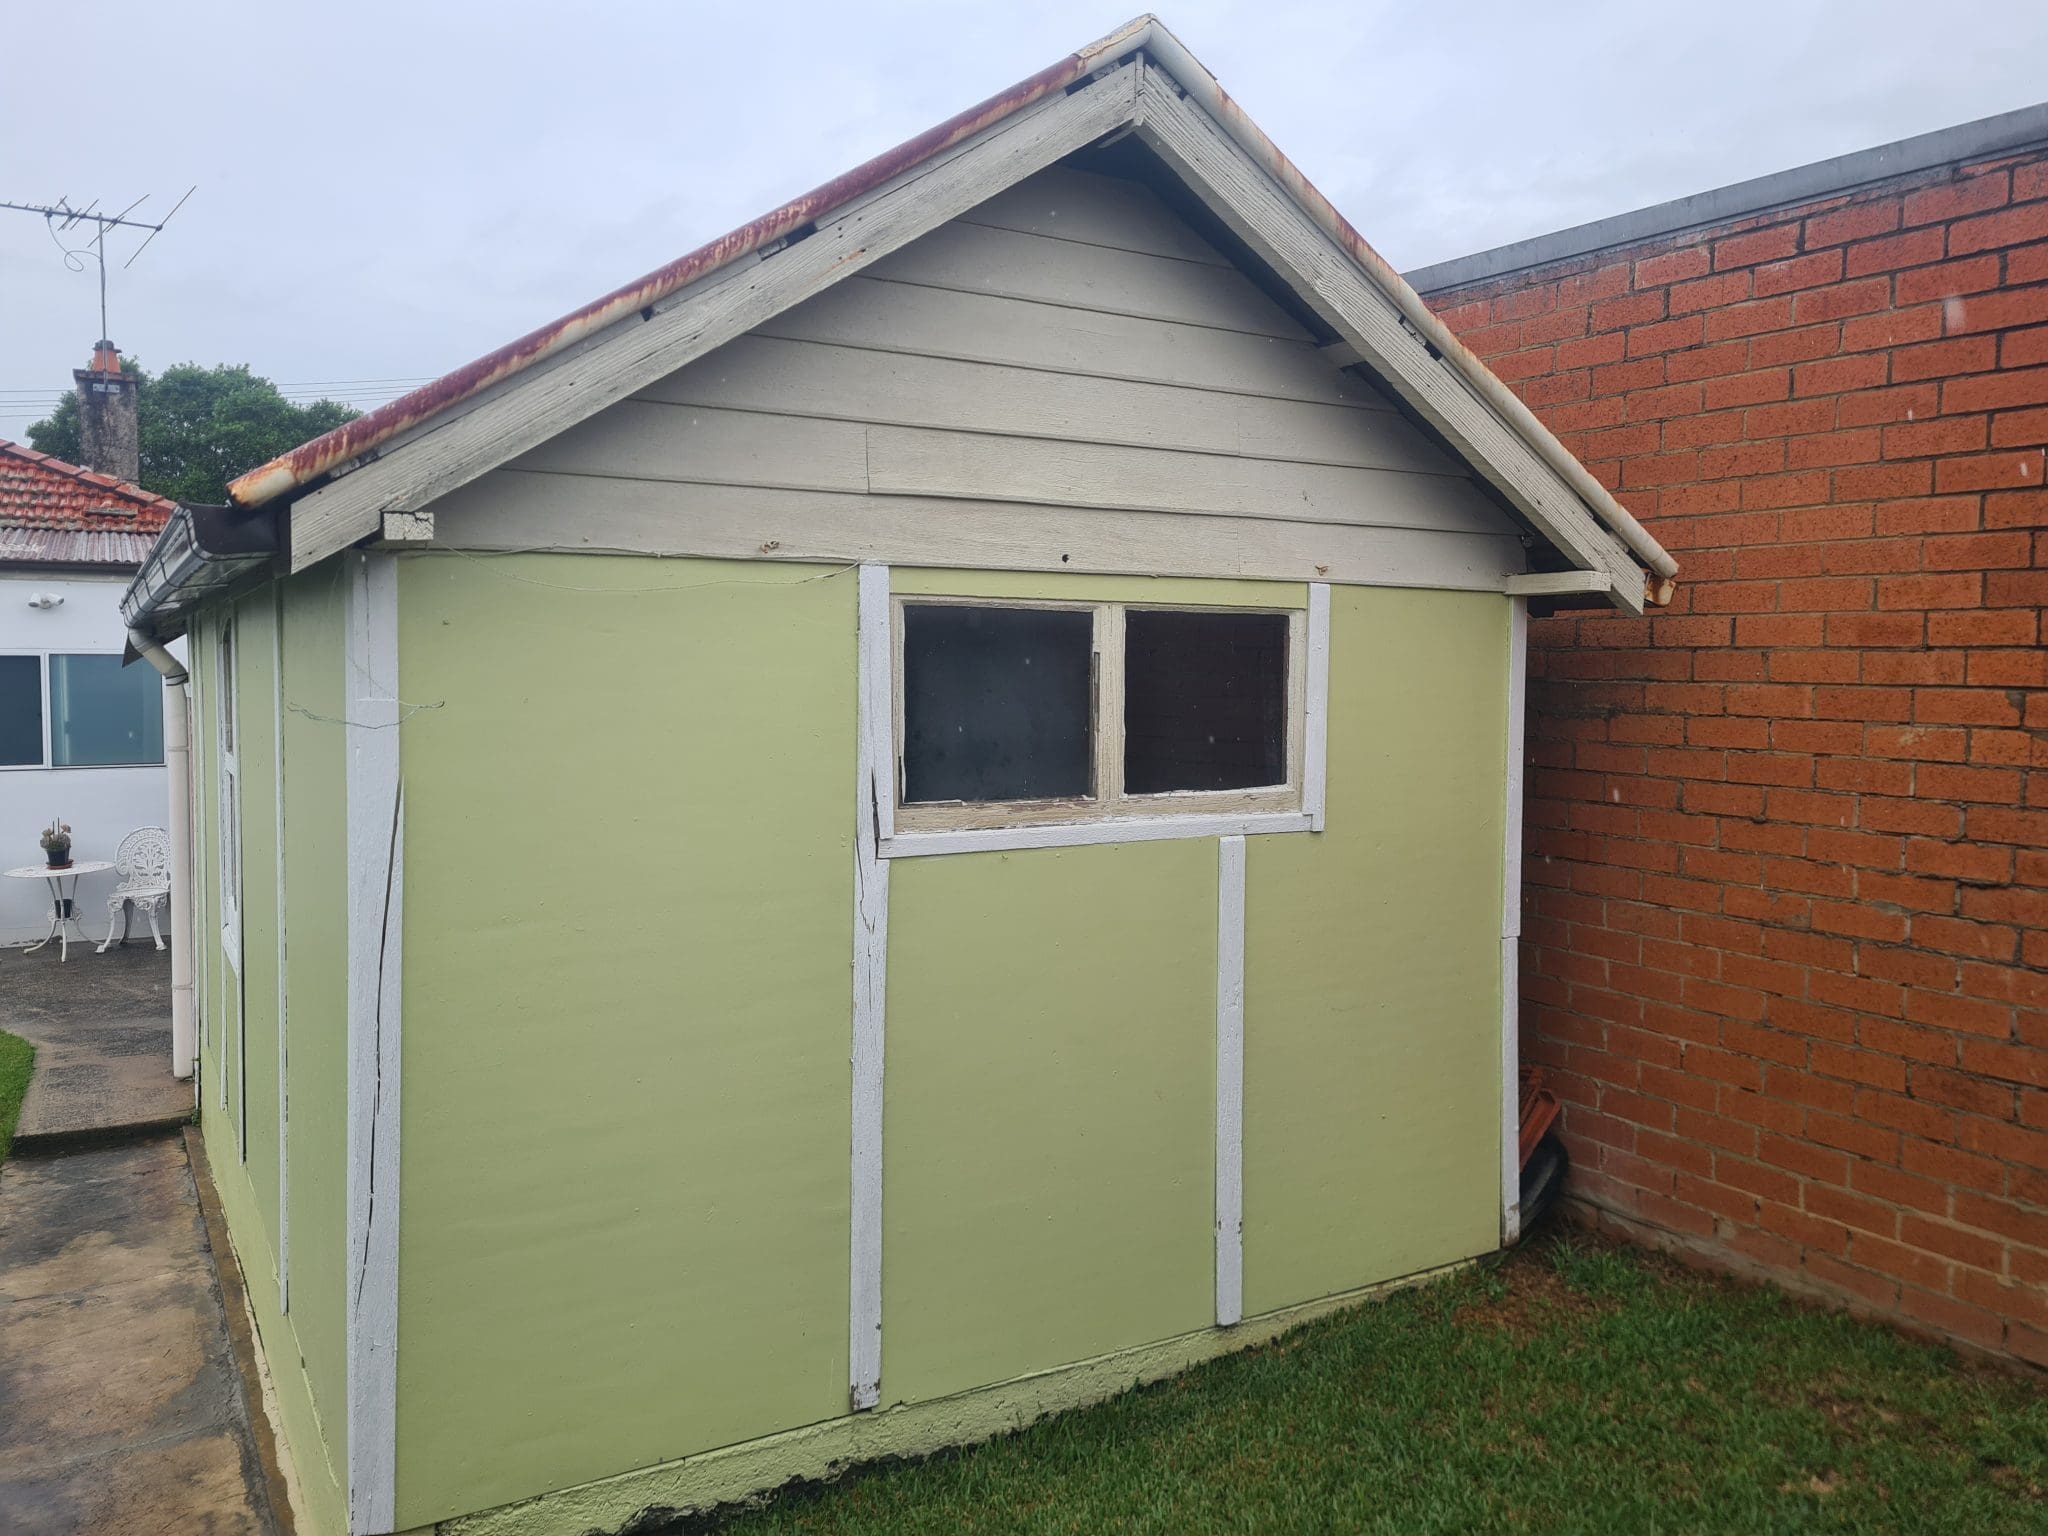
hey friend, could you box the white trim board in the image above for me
[849,563,891,1411]
[429,476,1525,596]
[1303,584,1330,832]
[271,585,291,1312]
[1501,597,1529,1247]
[343,550,403,1532]
[882,811,1309,859]
[1215,834,1246,1328]
[189,612,213,1105]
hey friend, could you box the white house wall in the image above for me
[0,571,177,947]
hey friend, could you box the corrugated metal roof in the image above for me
[0,525,157,568]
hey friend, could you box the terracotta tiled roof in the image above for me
[0,439,174,535]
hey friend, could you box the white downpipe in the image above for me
[131,630,196,1082]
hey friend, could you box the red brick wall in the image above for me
[1423,146,2048,1362]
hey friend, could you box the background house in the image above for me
[0,352,174,945]
[1414,104,2048,1365]
[122,20,1670,1535]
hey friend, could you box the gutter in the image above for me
[212,14,1674,592]
[121,502,281,640]
[127,630,196,1084]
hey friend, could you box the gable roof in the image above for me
[133,15,1674,629]
[0,439,174,569]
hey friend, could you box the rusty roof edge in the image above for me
[226,14,1159,511]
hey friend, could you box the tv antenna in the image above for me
[0,188,196,349]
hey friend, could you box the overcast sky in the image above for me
[4,0,2044,437]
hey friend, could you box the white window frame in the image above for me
[0,648,167,772]
[868,576,1331,859]
[217,616,244,974]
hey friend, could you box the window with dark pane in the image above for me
[1124,610,1288,793]
[0,655,41,767]
[901,604,1094,803]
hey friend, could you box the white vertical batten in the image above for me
[189,614,211,1091]
[272,587,291,1311]
[1304,584,1331,832]
[1215,834,1246,1328]
[850,563,892,1411]
[1501,596,1529,1247]
[344,551,402,1532]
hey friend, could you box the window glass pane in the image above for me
[218,622,236,755]
[902,604,1093,804]
[1124,609,1288,794]
[50,654,165,767]
[0,656,41,767]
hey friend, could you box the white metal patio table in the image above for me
[5,861,113,962]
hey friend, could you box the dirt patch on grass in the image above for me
[1457,1245,1621,1342]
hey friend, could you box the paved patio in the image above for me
[5,939,188,1149]
[0,941,283,1531]
[0,1136,282,1532]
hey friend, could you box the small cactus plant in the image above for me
[40,820,72,866]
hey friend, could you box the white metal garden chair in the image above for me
[98,826,172,953]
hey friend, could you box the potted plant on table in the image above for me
[40,820,72,870]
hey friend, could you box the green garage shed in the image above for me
[121,17,1674,1534]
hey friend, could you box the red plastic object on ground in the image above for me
[1519,1067,1560,1171]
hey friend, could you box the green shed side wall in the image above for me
[381,554,1511,1528]
[278,566,354,1523]
[392,554,858,1529]
[237,592,284,1270]
[190,579,353,1536]
[1243,586,1507,1313]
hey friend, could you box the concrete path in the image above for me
[0,1135,281,1533]
[6,942,188,1148]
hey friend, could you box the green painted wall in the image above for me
[1242,586,1506,1315]
[236,590,284,1275]
[882,840,1218,1404]
[191,579,353,1536]
[336,553,1509,1530]
[277,564,353,1530]
[392,554,857,1528]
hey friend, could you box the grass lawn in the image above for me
[0,1029,32,1161]
[694,1236,2048,1535]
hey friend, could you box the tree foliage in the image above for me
[27,361,359,505]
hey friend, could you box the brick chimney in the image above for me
[73,340,140,485]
